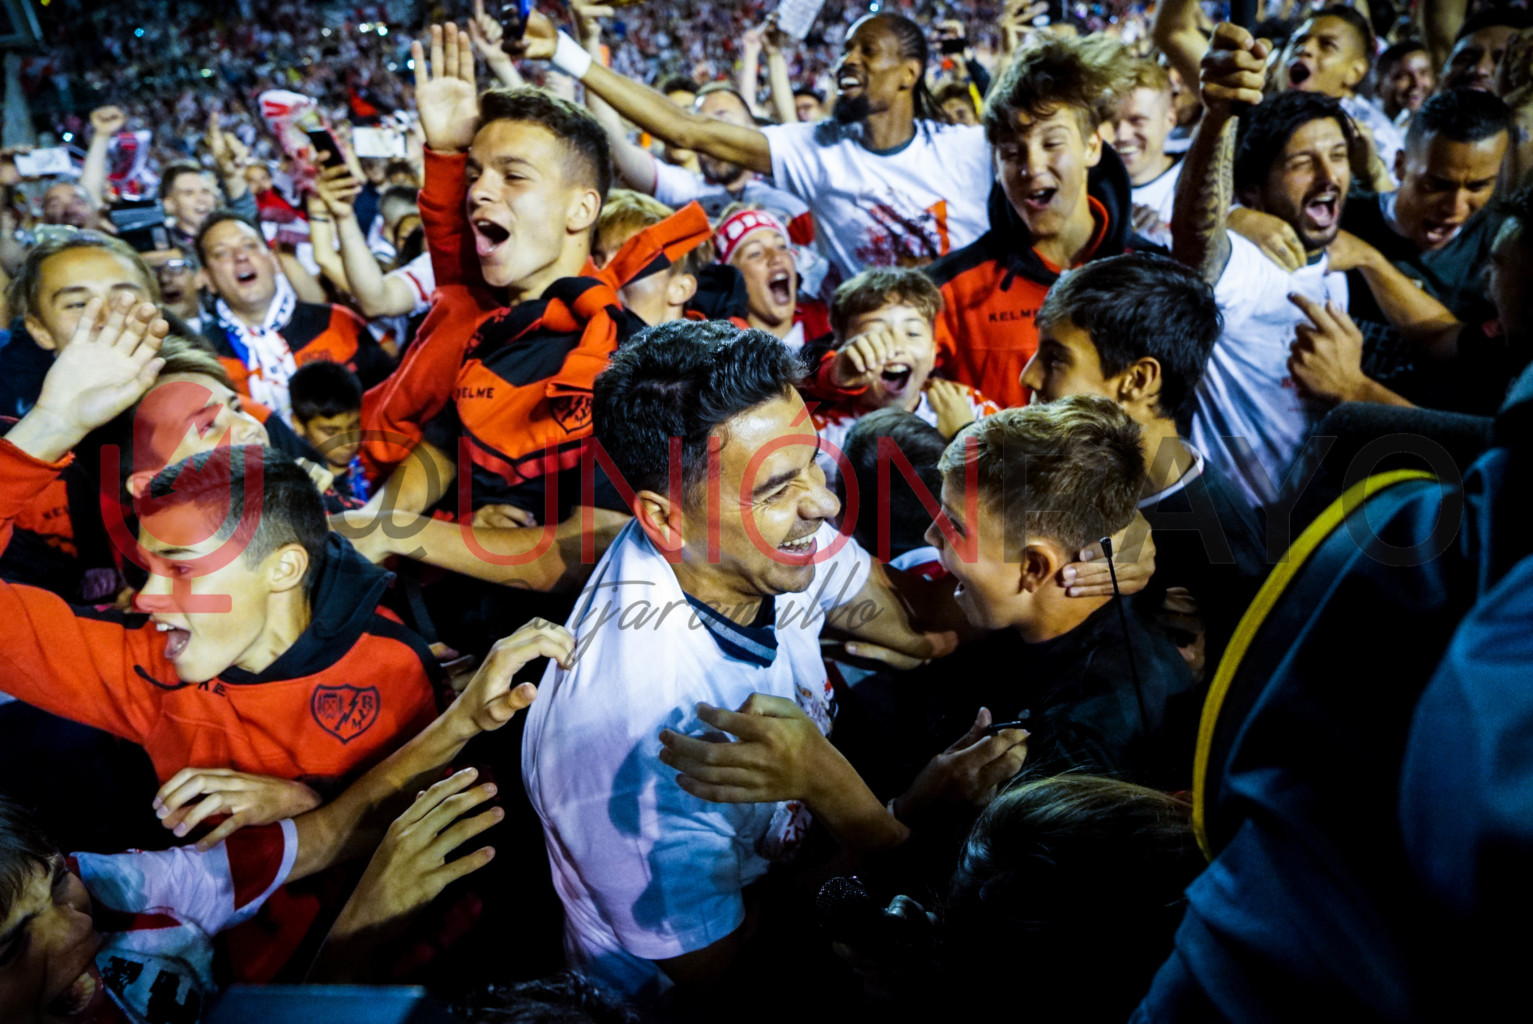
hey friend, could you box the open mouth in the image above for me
[768,271,792,306]
[879,362,914,396]
[1022,187,1057,212]
[1288,61,1313,86]
[473,218,511,256]
[235,268,258,285]
[1423,220,1463,246]
[1304,192,1339,230]
[155,620,192,660]
[47,963,105,1020]
[777,530,819,563]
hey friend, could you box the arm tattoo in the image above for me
[1172,116,1236,285]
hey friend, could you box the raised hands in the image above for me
[90,105,127,138]
[412,23,480,154]
[440,617,573,741]
[468,0,526,88]
[207,111,250,179]
[924,378,976,438]
[328,767,503,939]
[311,163,363,218]
[153,769,322,851]
[17,295,167,462]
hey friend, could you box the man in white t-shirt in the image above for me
[1114,60,1184,246]
[522,321,1007,1005]
[515,11,993,279]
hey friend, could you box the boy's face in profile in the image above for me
[296,410,363,469]
[1021,317,1115,407]
[0,856,105,1023]
[844,300,938,410]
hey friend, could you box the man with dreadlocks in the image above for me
[516,11,992,278]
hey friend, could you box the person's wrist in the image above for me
[551,30,594,79]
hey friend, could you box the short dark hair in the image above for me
[478,88,613,204]
[1036,253,1223,427]
[378,185,419,224]
[451,971,638,1024]
[160,160,210,198]
[1500,182,1533,237]
[945,776,1202,1021]
[830,267,944,342]
[1234,91,1366,197]
[138,445,329,589]
[792,86,825,102]
[193,209,263,266]
[694,81,752,116]
[984,34,1135,143]
[593,320,804,502]
[1404,88,1513,153]
[838,408,947,558]
[938,396,1146,557]
[657,74,697,97]
[0,796,58,926]
[1307,4,1375,62]
[289,361,364,423]
[1377,39,1428,78]
[1456,6,1533,41]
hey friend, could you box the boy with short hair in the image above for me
[289,360,367,501]
[1114,59,1183,245]
[593,190,706,326]
[925,395,1193,786]
[813,267,997,485]
[1022,252,1265,678]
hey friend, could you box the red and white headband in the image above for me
[713,208,788,265]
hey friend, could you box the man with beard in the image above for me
[514,10,993,277]
[1175,26,1458,508]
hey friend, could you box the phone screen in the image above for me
[305,128,345,168]
[499,0,533,40]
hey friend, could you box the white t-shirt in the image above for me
[1131,156,1183,247]
[762,120,994,279]
[1190,231,1348,508]
[522,520,872,999]
[386,250,436,318]
[82,820,297,1023]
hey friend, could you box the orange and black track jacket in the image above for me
[918,145,1158,408]
[204,301,396,398]
[361,149,710,513]
[0,438,440,786]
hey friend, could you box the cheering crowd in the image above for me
[1,0,1531,1020]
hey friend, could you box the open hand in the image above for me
[443,618,573,740]
[1059,511,1156,598]
[893,708,1028,822]
[412,24,480,154]
[831,325,907,389]
[330,767,503,937]
[658,693,829,804]
[33,295,167,440]
[153,768,322,851]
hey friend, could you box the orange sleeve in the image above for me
[0,439,162,743]
[420,148,478,291]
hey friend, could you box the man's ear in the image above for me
[567,187,602,237]
[633,489,685,553]
[1086,123,1104,167]
[267,542,310,595]
[901,58,922,92]
[1343,57,1368,92]
[667,272,699,309]
[1118,356,1163,409]
[24,314,58,352]
[1020,542,1060,594]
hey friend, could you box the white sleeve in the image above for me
[1214,230,1290,327]
[761,122,823,205]
[650,156,707,208]
[385,250,435,317]
[75,819,297,937]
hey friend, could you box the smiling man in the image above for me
[1375,41,1436,125]
[0,296,437,791]
[515,10,993,277]
[919,34,1148,408]
[523,321,959,1003]
[197,213,392,424]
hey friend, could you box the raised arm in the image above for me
[572,4,660,191]
[312,163,420,317]
[1172,24,1268,284]
[467,0,527,89]
[1419,0,1468,74]
[206,112,250,204]
[1150,0,1210,91]
[762,20,799,127]
[79,106,125,209]
[513,11,773,175]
